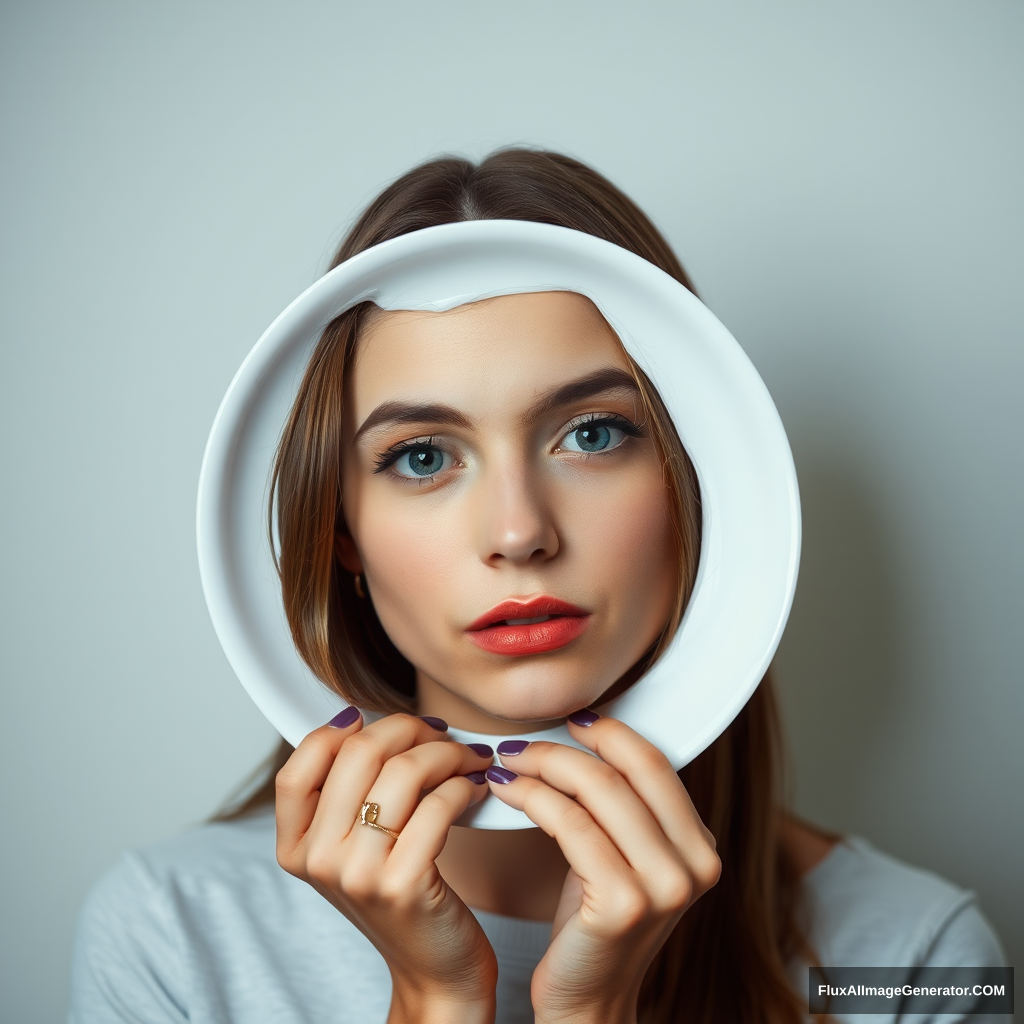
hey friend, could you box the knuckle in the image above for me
[376,750,417,782]
[377,870,413,908]
[418,787,456,816]
[560,801,593,835]
[392,713,426,737]
[295,730,328,753]
[274,762,303,796]
[696,850,723,891]
[633,743,671,776]
[655,870,693,912]
[592,762,622,788]
[304,847,339,885]
[609,887,650,930]
[343,731,378,759]
[419,785,447,807]
[275,842,302,878]
[393,745,433,771]
[338,863,377,901]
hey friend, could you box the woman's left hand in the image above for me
[486,711,721,1024]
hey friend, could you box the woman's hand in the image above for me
[275,711,498,1024]
[486,711,721,1024]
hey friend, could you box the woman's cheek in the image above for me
[570,469,676,646]
[354,497,466,661]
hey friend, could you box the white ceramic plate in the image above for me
[197,219,800,828]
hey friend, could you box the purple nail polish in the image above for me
[467,743,493,758]
[496,740,530,756]
[465,771,488,785]
[486,766,518,785]
[568,709,600,727]
[328,706,361,729]
[419,716,448,732]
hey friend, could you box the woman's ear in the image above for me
[334,532,364,574]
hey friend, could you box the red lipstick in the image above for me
[466,596,591,656]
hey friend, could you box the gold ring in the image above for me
[358,801,400,840]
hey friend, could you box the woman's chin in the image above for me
[417,657,623,731]
[463,685,607,730]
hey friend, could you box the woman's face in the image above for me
[339,291,677,733]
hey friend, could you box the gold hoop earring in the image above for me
[353,573,365,599]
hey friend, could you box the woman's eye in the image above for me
[392,445,451,478]
[560,421,628,454]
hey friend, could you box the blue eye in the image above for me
[393,445,449,478]
[561,421,627,454]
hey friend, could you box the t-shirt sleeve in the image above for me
[901,899,1012,1024]
[921,899,1007,969]
[68,853,189,1024]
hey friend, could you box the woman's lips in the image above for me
[466,597,591,656]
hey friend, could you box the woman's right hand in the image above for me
[275,711,497,1024]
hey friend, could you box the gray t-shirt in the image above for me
[68,810,1007,1024]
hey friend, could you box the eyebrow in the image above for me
[528,367,640,420]
[354,402,472,441]
[353,366,641,442]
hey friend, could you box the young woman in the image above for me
[70,150,1007,1024]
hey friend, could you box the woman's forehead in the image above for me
[360,288,618,364]
[351,291,629,400]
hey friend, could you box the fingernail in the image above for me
[568,709,600,727]
[486,766,518,785]
[496,740,530,756]
[467,743,493,758]
[465,771,488,785]
[328,706,361,729]
[419,716,448,732]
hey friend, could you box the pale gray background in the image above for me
[1,1,1021,1020]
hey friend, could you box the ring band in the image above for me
[358,801,400,840]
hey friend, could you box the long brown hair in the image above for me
[225,150,810,1023]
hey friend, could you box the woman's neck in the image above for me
[437,824,569,921]
[416,677,570,919]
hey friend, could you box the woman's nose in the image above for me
[476,462,559,566]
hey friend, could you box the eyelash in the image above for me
[371,414,644,478]
[558,413,644,448]
[373,435,447,475]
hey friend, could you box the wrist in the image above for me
[534,994,637,1024]
[536,1014,635,1024]
[388,980,495,1024]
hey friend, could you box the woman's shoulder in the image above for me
[70,810,390,1023]
[801,835,1006,968]
[77,809,285,930]
[79,805,260,890]
[118,807,280,882]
